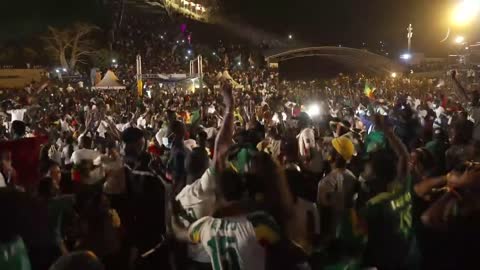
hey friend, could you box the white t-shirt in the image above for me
[188,212,278,270]
[70,148,101,165]
[7,109,27,123]
[0,173,6,187]
[62,145,79,165]
[204,127,217,140]
[176,168,216,263]
[60,119,68,132]
[116,123,130,133]
[318,169,357,210]
[297,128,315,158]
[155,127,169,146]
[137,117,147,129]
[97,120,109,138]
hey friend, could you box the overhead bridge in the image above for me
[265,46,405,76]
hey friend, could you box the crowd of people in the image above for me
[2,3,480,270]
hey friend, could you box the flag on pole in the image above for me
[364,80,376,99]
[234,54,242,64]
[248,54,255,66]
[223,54,229,66]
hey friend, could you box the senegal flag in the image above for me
[364,81,376,99]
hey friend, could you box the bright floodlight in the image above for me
[288,34,293,39]
[400,53,411,60]
[112,59,116,63]
[452,0,480,26]
[391,72,397,78]
[187,50,192,54]
[237,62,241,66]
[306,104,320,117]
[62,68,67,72]
[55,69,60,73]
[455,36,465,44]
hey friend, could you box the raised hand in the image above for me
[451,70,457,80]
[448,162,480,190]
[221,81,234,109]
[85,111,94,130]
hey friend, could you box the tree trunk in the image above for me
[69,35,80,70]
[60,50,68,69]
[69,55,77,71]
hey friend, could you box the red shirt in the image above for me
[0,136,48,188]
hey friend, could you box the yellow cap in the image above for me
[331,136,355,161]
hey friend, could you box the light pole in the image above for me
[407,24,413,53]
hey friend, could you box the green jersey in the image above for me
[0,237,31,270]
[362,176,419,269]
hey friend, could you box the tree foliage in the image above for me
[90,49,119,70]
[43,23,100,71]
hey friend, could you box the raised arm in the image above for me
[213,82,234,173]
[451,70,469,101]
[375,114,409,182]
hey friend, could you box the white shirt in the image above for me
[318,169,357,210]
[0,173,6,187]
[204,127,217,140]
[155,127,169,146]
[60,119,70,132]
[176,168,216,263]
[297,128,315,158]
[7,109,27,122]
[71,148,101,165]
[116,123,130,133]
[62,145,79,165]
[188,212,273,270]
[97,120,109,138]
[137,116,147,129]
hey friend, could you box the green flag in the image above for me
[190,109,201,125]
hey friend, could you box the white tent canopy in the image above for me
[93,70,126,90]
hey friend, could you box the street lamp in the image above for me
[288,34,293,40]
[391,72,397,78]
[112,59,117,63]
[400,53,411,60]
[455,36,465,44]
[451,0,480,26]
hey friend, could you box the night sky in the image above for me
[224,0,453,56]
[0,0,466,56]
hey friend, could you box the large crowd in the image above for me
[2,4,480,270]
